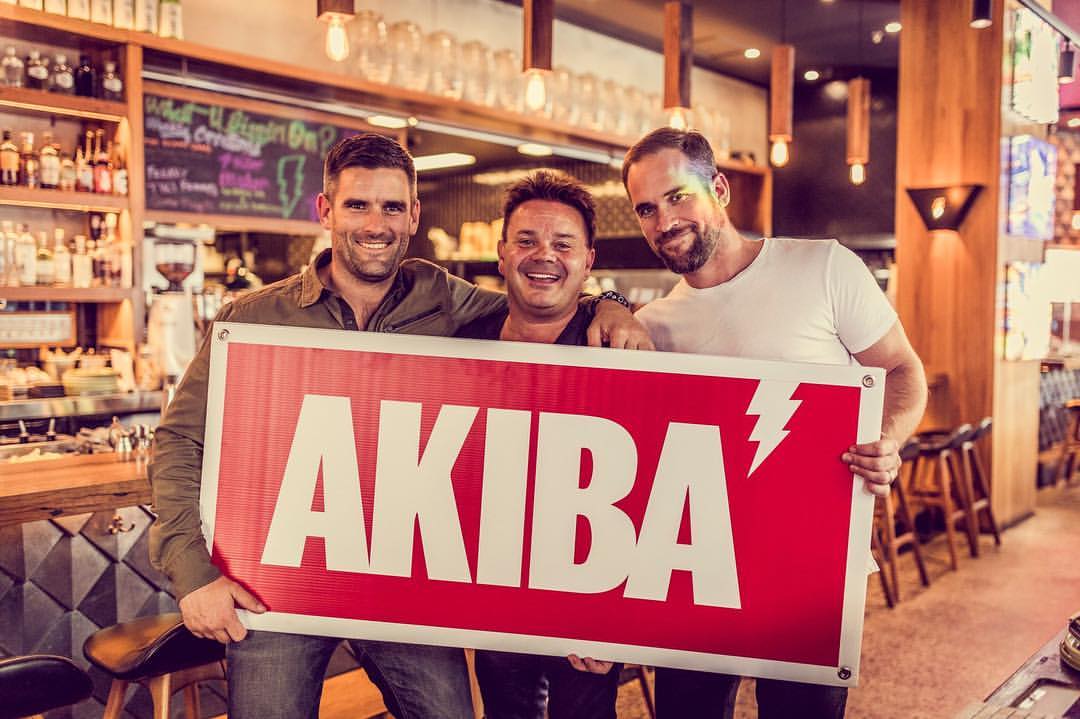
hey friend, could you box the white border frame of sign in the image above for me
[199,321,885,687]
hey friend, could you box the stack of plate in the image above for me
[61,368,121,396]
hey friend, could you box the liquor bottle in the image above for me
[0,130,19,185]
[48,53,74,94]
[90,0,112,25]
[72,234,92,288]
[74,54,96,97]
[0,221,16,286]
[67,0,89,19]
[53,228,71,285]
[110,139,127,195]
[35,230,55,285]
[158,0,182,39]
[15,224,37,287]
[93,129,112,194]
[88,211,103,243]
[44,0,66,13]
[100,60,122,100]
[103,212,120,286]
[19,132,39,188]
[75,131,94,192]
[38,131,60,189]
[113,0,134,28]
[2,46,24,87]
[59,149,75,190]
[24,50,48,90]
[134,0,156,32]
[88,237,104,286]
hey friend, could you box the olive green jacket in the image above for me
[148,249,505,598]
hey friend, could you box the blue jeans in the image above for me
[226,630,473,719]
[654,668,848,719]
[474,650,620,719]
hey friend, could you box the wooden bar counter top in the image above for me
[0,452,151,528]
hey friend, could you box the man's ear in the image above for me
[409,198,421,235]
[714,173,731,208]
[316,193,333,229]
[585,246,596,276]
[496,239,507,278]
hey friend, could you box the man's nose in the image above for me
[656,204,680,234]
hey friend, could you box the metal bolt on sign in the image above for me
[861,375,875,388]
[217,328,230,342]
[838,666,852,680]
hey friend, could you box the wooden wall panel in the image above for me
[897,0,1039,520]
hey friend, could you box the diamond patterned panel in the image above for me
[0,504,197,719]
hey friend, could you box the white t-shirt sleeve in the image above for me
[827,243,898,354]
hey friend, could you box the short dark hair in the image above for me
[502,170,597,248]
[323,133,417,200]
[621,127,718,191]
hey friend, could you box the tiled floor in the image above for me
[220,484,1080,719]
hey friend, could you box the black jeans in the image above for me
[475,650,621,719]
[655,668,848,719]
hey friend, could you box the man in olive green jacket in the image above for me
[148,133,651,719]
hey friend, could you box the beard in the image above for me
[653,222,719,275]
[334,228,410,283]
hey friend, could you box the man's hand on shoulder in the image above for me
[842,437,901,497]
[588,299,655,350]
[178,575,266,644]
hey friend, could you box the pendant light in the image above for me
[769,1,793,167]
[846,77,870,185]
[769,45,794,166]
[523,0,554,112]
[846,0,870,185]
[663,1,693,130]
[971,0,992,29]
[317,0,354,62]
[1060,41,1076,85]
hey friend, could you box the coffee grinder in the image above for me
[146,234,197,383]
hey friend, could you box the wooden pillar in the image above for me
[896,0,1039,525]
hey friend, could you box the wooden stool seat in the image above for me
[0,654,93,719]
[84,613,226,719]
[958,417,1002,553]
[872,438,931,606]
[1059,400,1080,486]
[907,424,976,571]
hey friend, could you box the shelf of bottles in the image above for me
[1,3,138,302]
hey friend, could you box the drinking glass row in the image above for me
[347,11,732,155]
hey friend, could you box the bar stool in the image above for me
[83,613,226,719]
[0,654,93,719]
[1058,399,1080,486]
[957,417,1002,553]
[873,438,931,604]
[907,424,977,571]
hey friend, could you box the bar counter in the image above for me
[0,452,151,528]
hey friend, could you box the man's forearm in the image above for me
[880,359,928,443]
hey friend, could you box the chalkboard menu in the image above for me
[144,92,356,222]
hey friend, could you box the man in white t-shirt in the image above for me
[622,127,928,718]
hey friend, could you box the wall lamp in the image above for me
[317,0,354,62]
[906,185,984,231]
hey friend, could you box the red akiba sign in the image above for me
[200,322,884,686]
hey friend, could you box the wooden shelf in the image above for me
[0,185,129,212]
[144,209,323,236]
[0,3,132,45]
[0,286,135,303]
[0,85,127,122]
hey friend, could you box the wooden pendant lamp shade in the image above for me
[769,43,794,166]
[663,1,692,128]
[847,77,871,184]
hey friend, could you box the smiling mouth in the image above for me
[524,271,562,283]
[355,238,392,250]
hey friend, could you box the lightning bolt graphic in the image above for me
[276,155,307,219]
[747,381,802,476]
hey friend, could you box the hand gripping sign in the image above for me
[201,322,884,686]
